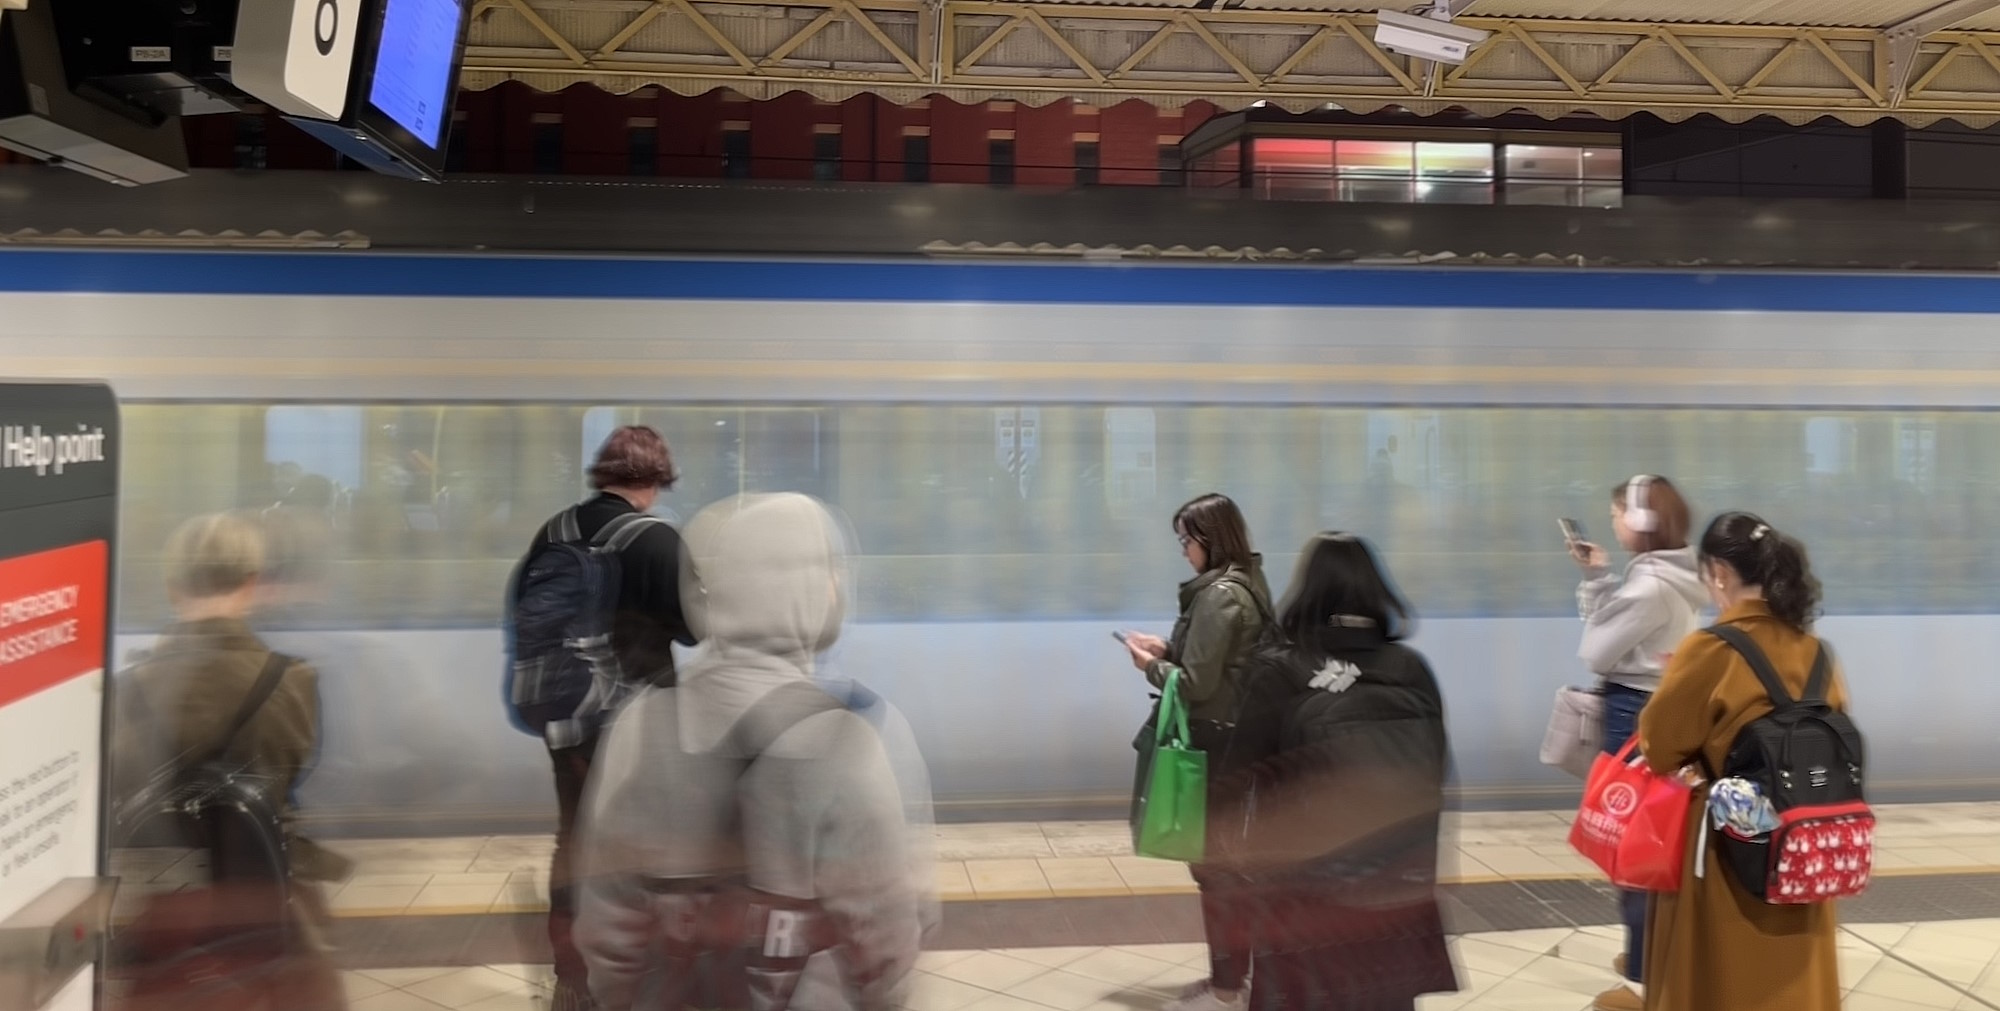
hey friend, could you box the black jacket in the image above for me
[532,493,696,685]
[1213,625,1454,981]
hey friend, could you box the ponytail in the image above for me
[1698,511,1822,631]
[1755,529,1820,631]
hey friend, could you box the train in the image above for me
[4,248,1999,834]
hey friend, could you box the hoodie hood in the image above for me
[674,493,850,751]
[1577,545,1710,686]
[1631,546,1708,611]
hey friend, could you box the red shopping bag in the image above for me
[1568,738,1692,892]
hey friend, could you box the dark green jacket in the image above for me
[1147,557,1275,725]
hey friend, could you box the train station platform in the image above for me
[113,801,2000,1011]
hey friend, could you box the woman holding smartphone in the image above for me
[1121,493,1273,1011]
[1569,475,1706,1011]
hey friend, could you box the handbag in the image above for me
[1131,667,1208,863]
[1568,737,1691,893]
[1539,684,1604,779]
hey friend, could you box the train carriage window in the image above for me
[1896,418,1937,491]
[266,406,366,500]
[1806,416,1858,475]
[111,401,2000,632]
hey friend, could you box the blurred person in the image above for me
[574,493,926,1011]
[257,492,482,871]
[1567,475,1704,1011]
[512,424,697,1011]
[108,512,343,1011]
[246,504,355,945]
[1212,532,1455,1011]
[806,504,942,943]
[1121,493,1274,1011]
[1638,513,1843,1011]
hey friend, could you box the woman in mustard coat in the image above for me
[1636,512,1847,1011]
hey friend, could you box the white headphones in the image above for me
[1625,474,1658,533]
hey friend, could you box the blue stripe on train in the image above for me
[6,250,2000,312]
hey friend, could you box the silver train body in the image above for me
[5,249,1999,833]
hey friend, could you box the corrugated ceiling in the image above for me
[1012,0,1964,23]
[1453,0,1947,28]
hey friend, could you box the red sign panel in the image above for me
[0,541,108,710]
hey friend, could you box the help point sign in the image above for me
[0,382,118,1011]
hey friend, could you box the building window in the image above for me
[628,125,658,176]
[1502,144,1623,207]
[1075,141,1100,187]
[1239,136,1616,206]
[722,130,751,179]
[814,132,842,182]
[1189,142,1241,189]
[446,115,469,173]
[990,139,1015,186]
[532,117,563,174]
[234,114,268,170]
[903,135,930,182]
[1159,144,1183,186]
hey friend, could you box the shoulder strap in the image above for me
[549,506,583,544]
[1216,576,1274,627]
[1705,624,1799,710]
[208,651,292,765]
[1802,643,1832,704]
[721,681,844,765]
[593,512,663,553]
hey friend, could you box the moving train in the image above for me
[5,248,1999,834]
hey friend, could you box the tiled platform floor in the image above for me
[110,802,2000,1011]
[111,801,2000,919]
[326,923,2000,1011]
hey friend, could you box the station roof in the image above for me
[458,0,2000,125]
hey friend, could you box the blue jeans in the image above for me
[1600,682,1650,984]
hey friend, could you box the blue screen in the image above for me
[367,0,463,148]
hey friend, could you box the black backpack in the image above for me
[504,507,661,749]
[1706,625,1873,904]
[110,652,306,1006]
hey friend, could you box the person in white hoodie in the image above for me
[1569,475,1707,1011]
[573,493,930,1011]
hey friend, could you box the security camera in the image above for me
[1373,9,1490,65]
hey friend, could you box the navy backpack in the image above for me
[504,507,660,749]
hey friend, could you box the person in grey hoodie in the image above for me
[573,493,928,1011]
[1569,475,1706,1011]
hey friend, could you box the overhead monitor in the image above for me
[0,0,190,187]
[53,0,250,118]
[234,0,470,182]
[364,0,459,150]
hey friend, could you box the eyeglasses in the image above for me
[1177,534,1196,549]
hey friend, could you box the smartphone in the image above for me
[1558,517,1585,545]
[1112,630,1131,644]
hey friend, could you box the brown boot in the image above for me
[1593,985,1643,1011]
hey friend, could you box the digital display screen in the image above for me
[366,0,464,149]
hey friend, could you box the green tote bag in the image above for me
[1131,666,1208,863]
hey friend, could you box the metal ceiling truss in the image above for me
[459,0,2000,124]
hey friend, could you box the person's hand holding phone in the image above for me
[1560,517,1608,572]
[1119,630,1167,671]
[1569,540,1609,572]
